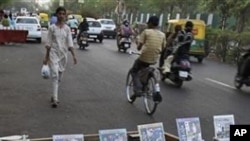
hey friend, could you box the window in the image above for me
[88,21,101,27]
[16,18,38,24]
[100,20,114,25]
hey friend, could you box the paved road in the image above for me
[0,34,250,140]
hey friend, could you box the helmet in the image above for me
[147,16,159,26]
[68,15,73,19]
[123,19,129,25]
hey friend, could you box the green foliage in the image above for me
[206,27,250,63]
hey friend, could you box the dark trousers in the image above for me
[130,59,151,92]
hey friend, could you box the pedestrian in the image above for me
[0,10,4,23]
[43,6,77,108]
[2,14,10,27]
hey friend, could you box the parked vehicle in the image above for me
[15,16,42,43]
[97,19,116,39]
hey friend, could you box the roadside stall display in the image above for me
[213,115,235,141]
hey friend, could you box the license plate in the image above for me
[82,41,86,44]
[124,44,129,48]
[89,35,97,38]
[179,71,188,78]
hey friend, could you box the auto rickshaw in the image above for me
[68,14,83,23]
[167,19,207,63]
[39,13,49,29]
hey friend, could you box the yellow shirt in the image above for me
[139,29,166,64]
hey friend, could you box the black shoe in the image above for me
[130,94,137,101]
[51,102,59,108]
[51,97,59,108]
[153,93,162,103]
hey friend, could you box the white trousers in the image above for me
[52,71,63,101]
[162,55,174,74]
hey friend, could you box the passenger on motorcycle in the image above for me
[130,16,166,102]
[161,21,194,75]
[159,25,182,68]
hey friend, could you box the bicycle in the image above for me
[125,51,161,115]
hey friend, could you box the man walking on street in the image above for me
[43,7,77,108]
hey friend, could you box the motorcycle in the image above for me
[161,54,192,88]
[78,31,89,50]
[70,27,77,40]
[117,35,131,53]
[234,49,250,89]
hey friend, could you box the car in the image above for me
[86,19,104,43]
[15,16,42,43]
[97,19,116,39]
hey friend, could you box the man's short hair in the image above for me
[56,7,66,14]
[185,21,194,28]
[147,16,159,26]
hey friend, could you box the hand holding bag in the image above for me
[41,64,50,79]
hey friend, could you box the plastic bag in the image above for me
[41,64,50,79]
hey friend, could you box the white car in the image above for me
[87,19,104,43]
[15,16,42,43]
[97,19,116,39]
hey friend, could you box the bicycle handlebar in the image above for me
[128,50,141,55]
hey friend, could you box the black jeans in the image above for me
[130,59,151,93]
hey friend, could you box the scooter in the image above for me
[161,54,192,88]
[70,27,77,40]
[78,31,89,50]
[117,35,131,53]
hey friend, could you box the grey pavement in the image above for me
[0,34,250,140]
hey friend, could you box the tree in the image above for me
[229,0,250,33]
[203,0,234,30]
[0,0,13,9]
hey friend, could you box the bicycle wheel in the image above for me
[126,70,136,103]
[143,77,158,115]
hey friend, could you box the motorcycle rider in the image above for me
[67,15,79,38]
[161,21,194,75]
[118,20,133,45]
[77,17,89,43]
[130,16,166,102]
[237,47,250,80]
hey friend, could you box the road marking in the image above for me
[205,78,235,89]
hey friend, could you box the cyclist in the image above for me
[130,16,166,102]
